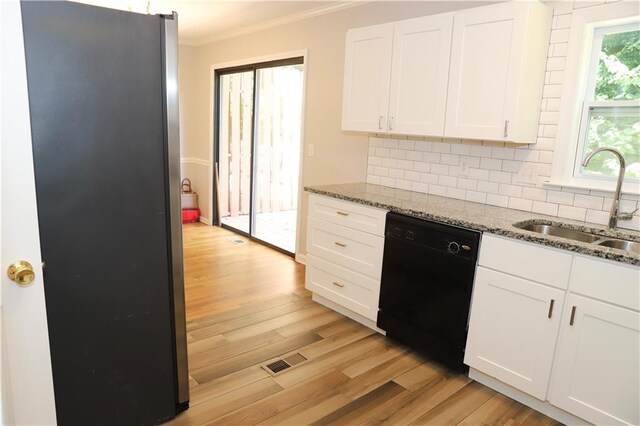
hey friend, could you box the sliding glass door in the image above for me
[215,58,304,254]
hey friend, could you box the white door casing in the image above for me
[1,1,57,424]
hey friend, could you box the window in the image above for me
[575,23,640,181]
[550,3,640,193]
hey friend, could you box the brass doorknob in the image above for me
[7,260,36,287]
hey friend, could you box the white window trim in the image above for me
[548,1,640,195]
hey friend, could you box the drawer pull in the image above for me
[569,306,576,326]
[333,281,345,288]
[334,242,347,247]
[547,299,555,318]
[336,211,350,216]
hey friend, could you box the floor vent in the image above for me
[226,237,246,245]
[264,359,291,374]
[262,352,308,376]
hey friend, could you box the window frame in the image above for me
[549,2,640,195]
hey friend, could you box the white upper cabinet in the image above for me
[387,14,453,136]
[342,24,393,132]
[342,1,551,142]
[444,2,551,143]
[342,14,453,135]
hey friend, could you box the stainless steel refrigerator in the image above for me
[21,2,189,424]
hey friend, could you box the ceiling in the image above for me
[72,0,364,45]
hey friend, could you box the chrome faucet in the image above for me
[582,147,638,230]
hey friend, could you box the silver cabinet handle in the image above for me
[548,299,555,319]
[334,242,347,247]
[336,211,350,216]
[569,306,576,326]
[378,116,383,130]
[333,281,345,288]
[389,116,395,131]
[504,120,509,138]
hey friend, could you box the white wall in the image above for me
[365,0,640,231]
[178,1,496,254]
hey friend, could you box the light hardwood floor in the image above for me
[172,223,562,425]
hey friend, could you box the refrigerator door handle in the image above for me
[161,11,190,411]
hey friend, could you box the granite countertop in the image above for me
[305,183,640,266]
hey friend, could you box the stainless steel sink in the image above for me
[514,220,640,256]
[597,239,640,255]
[516,223,602,243]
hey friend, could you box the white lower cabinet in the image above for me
[465,267,564,400]
[468,234,640,425]
[305,194,387,329]
[549,294,640,426]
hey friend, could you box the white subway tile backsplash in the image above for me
[364,2,640,228]
[469,168,490,181]
[550,28,570,43]
[574,194,604,210]
[487,194,509,208]
[421,173,439,184]
[432,143,451,154]
[411,181,428,194]
[532,201,559,216]
[492,147,515,160]
[508,197,533,212]
[398,140,415,150]
[499,184,523,198]
[429,184,447,196]
[441,154,460,166]
[382,158,397,168]
[477,180,499,194]
[397,159,414,170]
[558,205,587,221]
[457,178,477,191]
[389,168,404,179]
[480,158,503,171]
[430,164,449,175]
[447,187,466,200]
[439,175,457,187]
[522,187,548,202]
[414,162,430,172]
[489,170,512,184]
[547,190,575,205]
[405,150,423,161]
[466,191,487,204]
[404,170,421,182]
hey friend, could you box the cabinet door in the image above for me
[465,267,564,400]
[444,3,524,140]
[549,294,640,425]
[387,14,453,136]
[342,24,393,132]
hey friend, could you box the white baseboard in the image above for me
[295,253,306,265]
[199,216,211,225]
[312,294,386,335]
[468,369,588,426]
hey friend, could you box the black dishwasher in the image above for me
[377,212,481,372]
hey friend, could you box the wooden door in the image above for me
[444,3,524,140]
[549,294,640,425]
[341,23,393,132]
[0,2,57,423]
[464,267,564,400]
[388,14,453,136]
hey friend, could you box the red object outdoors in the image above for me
[182,208,200,224]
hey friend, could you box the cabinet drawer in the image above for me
[307,217,384,279]
[479,234,572,289]
[306,255,380,321]
[569,255,639,311]
[308,194,387,236]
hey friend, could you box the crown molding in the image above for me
[180,1,370,46]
